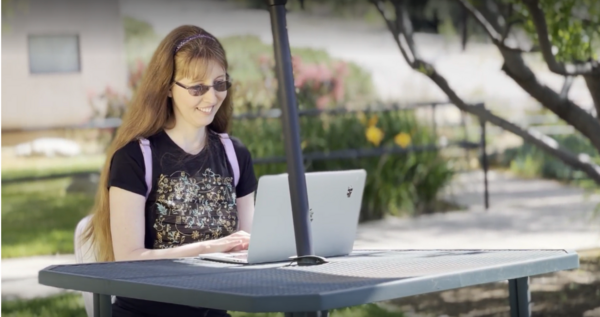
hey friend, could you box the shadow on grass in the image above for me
[1,178,95,258]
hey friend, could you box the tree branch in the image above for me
[560,76,574,100]
[371,0,395,33]
[455,0,537,53]
[460,5,468,51]
[584,75,600,119]
[373,0,600,184]
[459,0,600,152]
[500,4,516,42]
[393,0,420,64]
[522,0,600,76]
[371,1,409,63]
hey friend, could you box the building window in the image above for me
[28,34,80,74]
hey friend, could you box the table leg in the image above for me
[284,311,329,317]
[509,277,531,317]
[93,293,112,317]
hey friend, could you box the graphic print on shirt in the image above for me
[152,168,238,249]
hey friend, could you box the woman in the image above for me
[82,25,257,316]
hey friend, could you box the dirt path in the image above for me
[388,249,600,317]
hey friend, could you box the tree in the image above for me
[368,0,600,184]
[250,0,600,183]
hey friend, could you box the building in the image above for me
[1,0,127,145]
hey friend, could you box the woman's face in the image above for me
[170,59,228,129]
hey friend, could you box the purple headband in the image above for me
[174,34,214,53]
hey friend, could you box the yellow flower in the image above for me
[301,140,308,150]
[394,132,411,148]
[356,111,367,126]
[367,115,378,127]
[366,126,385,147]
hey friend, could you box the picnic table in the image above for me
[37,1,580,316]
[38,249,579,316]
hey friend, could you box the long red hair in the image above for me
[82,25,233,262]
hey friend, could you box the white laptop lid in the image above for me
[246,169,367,264]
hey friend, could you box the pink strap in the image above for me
[138,138,152,199]
[218,133,240,187]
[138,134,239,201]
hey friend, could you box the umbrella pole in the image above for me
[266,0,323,264]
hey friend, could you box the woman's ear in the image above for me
[167,87,173,98]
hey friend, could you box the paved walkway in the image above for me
[2,254,77,300]
[355,170,600,250]
[3,170,599,300]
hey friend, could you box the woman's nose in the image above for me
[203,86,218,103]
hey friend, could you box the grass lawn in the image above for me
[1,155,105,181]
[1,177,95,258]
[1,293,87,317]
[1,293,403,317]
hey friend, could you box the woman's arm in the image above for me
[236,192,255,233]
[109,187,249,261]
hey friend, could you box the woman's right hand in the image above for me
[201,230,250,254]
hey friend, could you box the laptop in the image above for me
[198,169,367,265]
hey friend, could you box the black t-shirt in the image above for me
[108,129,257,317]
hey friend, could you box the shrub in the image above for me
[232,109,454,221]
[220,35,376,112]
[499,133,600,185]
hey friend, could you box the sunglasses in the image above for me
[174,78,232,97]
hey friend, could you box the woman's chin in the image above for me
[192,117,215,129]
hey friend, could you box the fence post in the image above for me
[431,103,437,137]
[461,110,470,166]
[478,103,490,210]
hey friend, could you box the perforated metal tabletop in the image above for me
[38,249,578,314]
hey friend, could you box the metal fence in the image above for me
[3,101,490,209]
[234,101,490,209]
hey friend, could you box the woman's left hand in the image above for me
[227,231,251,252]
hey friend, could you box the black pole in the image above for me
[460,110,470,166]
[266,0,314,259]
[478,103,489,210]
[431,103,437,137]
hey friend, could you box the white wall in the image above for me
[2,0,127,130]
